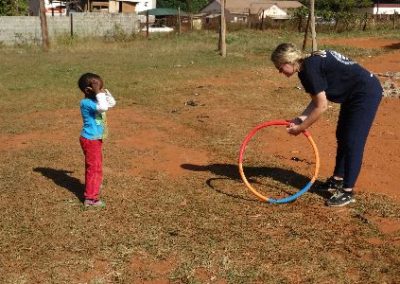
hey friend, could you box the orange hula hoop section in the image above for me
[238,120,320,204]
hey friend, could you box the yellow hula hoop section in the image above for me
[238,120,320,204]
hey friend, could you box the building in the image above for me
[28,0,156,16]
[105,0,156,13]
[200,0,303,23]
[250,1,303,20]
[373,1,400,14]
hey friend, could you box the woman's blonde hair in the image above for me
[270,43,309,69]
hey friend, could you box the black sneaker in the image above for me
[326,191,355,207]
[317,176,343,193]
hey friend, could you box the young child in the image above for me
[78,73,116,207]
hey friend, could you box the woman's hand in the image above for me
[287,123,303,136]
[287,91,328,136]
[290,117,303,125]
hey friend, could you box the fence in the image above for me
[201,12,400,33]
[246,13,400,32]
[0,13,140,45]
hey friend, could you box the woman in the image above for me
[271,43,382,207]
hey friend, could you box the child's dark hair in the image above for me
[78,73,102,93]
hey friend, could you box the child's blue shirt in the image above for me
[80,98,104,140]
[298,50,379,103]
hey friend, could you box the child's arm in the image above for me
[95,89,116,113]
[96,92,110,113]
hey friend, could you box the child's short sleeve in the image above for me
[80,98,97,112]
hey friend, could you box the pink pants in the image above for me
[80,137,103,201]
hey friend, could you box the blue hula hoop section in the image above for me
[268,181,314,204]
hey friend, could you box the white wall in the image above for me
[373,6,400,15]
[0,13,140,45]
[264,5,287,18]
[135,0,156,13]
[108,0,156,13]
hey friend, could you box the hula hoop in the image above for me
[238,120,320,204]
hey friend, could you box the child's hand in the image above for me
[89,78,104,94]
[104,89,116,108]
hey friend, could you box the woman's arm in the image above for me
[288,91,328,135]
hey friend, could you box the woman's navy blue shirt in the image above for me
[298,50,376,103]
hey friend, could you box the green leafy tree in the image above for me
[299,0,373,31]
[299,0,372,12]
[0,0,28,15]
[157,0,208,13]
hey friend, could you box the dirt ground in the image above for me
[110,37,400,202]
[1,36,400,282]
[111,37,400,239]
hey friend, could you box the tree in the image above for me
[299,0,373,32]
[219,0,226,57]
[39,0,50,50]
[310,0,317,51]
[0,0,28,15]
[299,0,372,12]
[157,0,208,13]
[301,0,317,51]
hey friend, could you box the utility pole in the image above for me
[302,9,310,51]
[260,9,265,30]
[186,0,193,30]
[310,0,317,51]
[219,0,226,57]
[178,7,181,34]
[146,10,149,38]
[39,0,50,51]
[376,0,380,15]
[303,0,317,52]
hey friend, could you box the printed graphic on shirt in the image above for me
[329,50,355,65]
[101,113,108,139]
[95,113,104,126]
[313,50,327,57]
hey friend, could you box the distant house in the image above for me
[28,0,156,15]
[199,0,303,23]
[250,1,303,20]
[89,0,156,13]
[373,1,400,14]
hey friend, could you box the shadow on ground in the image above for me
[33,167,84,202]
[181,163,330,201]
[384,42,400,50]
